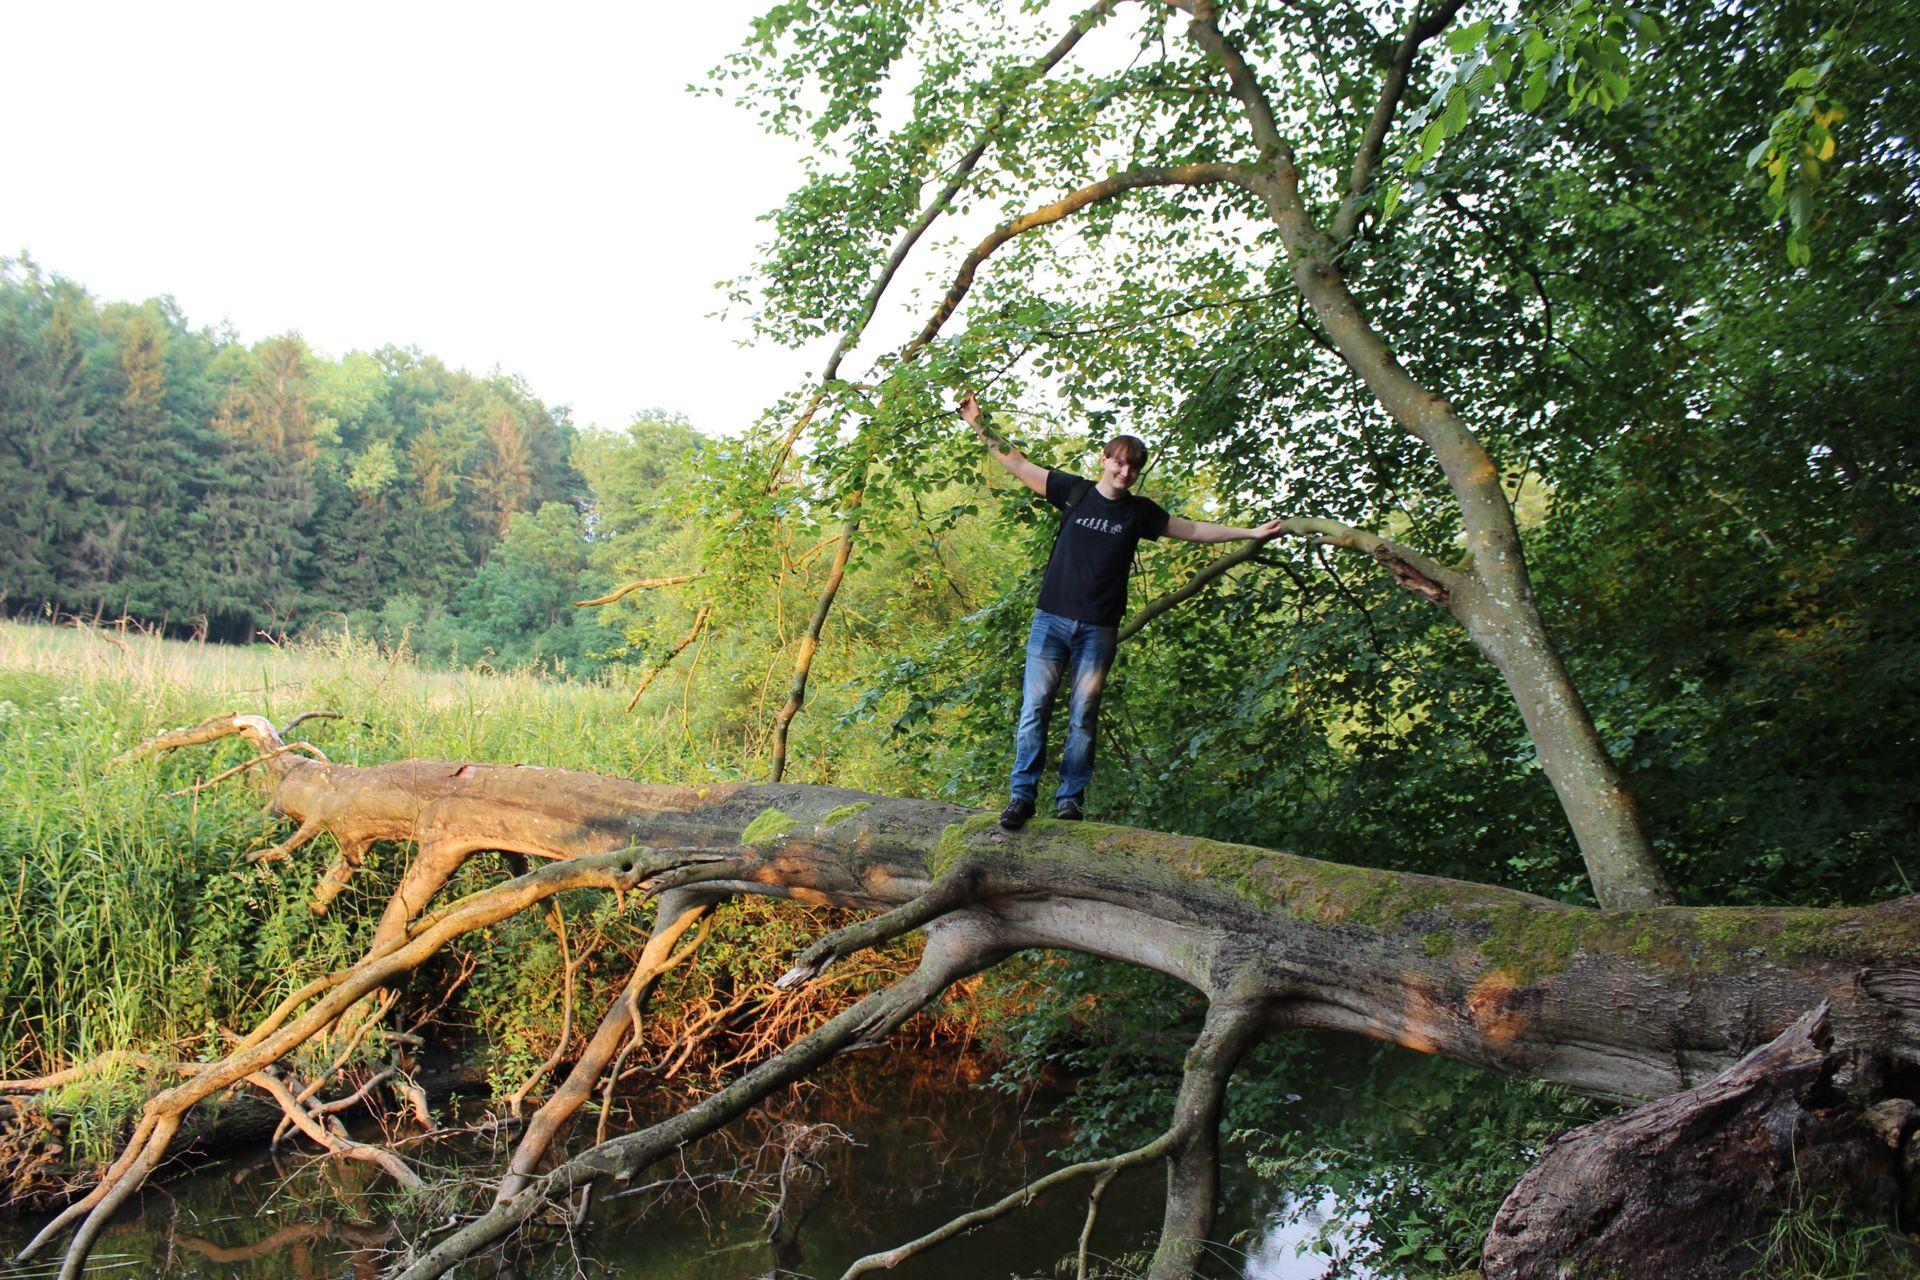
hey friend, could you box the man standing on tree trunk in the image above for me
[961,391,1282,829]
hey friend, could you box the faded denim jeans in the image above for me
[1010,609,1118,807]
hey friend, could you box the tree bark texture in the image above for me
[1484,1005,1913,1279]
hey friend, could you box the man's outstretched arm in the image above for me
[1165,514,1285,544]
[959,391,1048,496]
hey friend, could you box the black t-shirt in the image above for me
[1036,469,1170,627]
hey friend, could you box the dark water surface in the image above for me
[0,1053,1365,1279]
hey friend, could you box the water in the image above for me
[0,1052,1369,1279]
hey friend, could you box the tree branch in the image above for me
[247,1069,421,1189]
[573,574,701,608]
[1121,537,1272,642]
[766,0,1121,483]
[1123,518,1454,643]
[1332,0,1471,244]
[497,892,720,1200]
[906,163,1250,357]
[769,500,861,782]
[625,605,711,712]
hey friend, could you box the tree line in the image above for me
[0,260,579,647]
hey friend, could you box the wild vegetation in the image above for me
[3,0,1918,1276]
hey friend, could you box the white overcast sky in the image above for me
[1,1,836,437]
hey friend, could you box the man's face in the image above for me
[1100,449,1141,490]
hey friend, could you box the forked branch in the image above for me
[766,0,1122,482]
[1122,516,1454,641]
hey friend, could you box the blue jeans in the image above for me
[1010,610,1118,807]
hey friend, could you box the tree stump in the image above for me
[1483,1004,1913,1279]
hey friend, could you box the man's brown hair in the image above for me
[1103,434,1149,468]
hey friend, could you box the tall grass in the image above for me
[0,620,758,1098]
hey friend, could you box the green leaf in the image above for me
[1788,185,1814,229]
[1521,68,1549,112]
[1416,118,1447,166]
[1446,17,1491,54]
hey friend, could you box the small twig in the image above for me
[626,607,712,713]
[508,903,578,1119]
[277,710,349,736]
[1077,1167,1120,1280]
[164,742,329,798]
[837,1129,1181,1279]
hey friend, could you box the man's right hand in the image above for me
[959,390,981,430]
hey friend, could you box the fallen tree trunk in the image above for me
[13,714,1920,1279]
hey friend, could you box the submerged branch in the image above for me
[840,1128,1182,1280]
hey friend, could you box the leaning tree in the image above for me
[11,0,1919,1276]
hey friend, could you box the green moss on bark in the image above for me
[817,802,874,829]
[739,808,796,845]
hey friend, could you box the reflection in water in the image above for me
[1238,1190,1375,1280]
[0,1052,1371,1278]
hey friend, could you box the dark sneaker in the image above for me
[998,797,1036,830]
[1055,800,1084,822]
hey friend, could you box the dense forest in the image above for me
[0,262,597,657]
[5,0,1920,1274]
